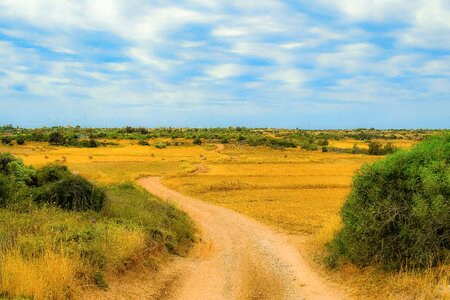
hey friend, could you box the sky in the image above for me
[0,0,449,129]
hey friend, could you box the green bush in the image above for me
[138,139,149,146]
[0,152,20,173]
[367,141,397,155]
[16,136,26,145]
[367,140,383,155]
[48,131,66,145]
[0,173,16,207]
[193,138,202,145]
[327,134,450,270]
[34,175,106,212]
[36,164,70,185]
[1,136,12,145]
[155,142,167,149]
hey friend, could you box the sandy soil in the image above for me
[132,177,346,300]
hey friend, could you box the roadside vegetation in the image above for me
[0,153,194,300]
[325,133,450,298]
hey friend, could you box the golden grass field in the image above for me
[1,138,448,299]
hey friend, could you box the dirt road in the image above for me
[137,177,344,300]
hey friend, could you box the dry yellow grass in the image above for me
[1,140,447,299]
[329,138,417,150]
[0,250,80,300]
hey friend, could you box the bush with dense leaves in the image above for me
[16,136,26,145]
[0,153,106,212]
[34,174,106,212]
[327,133,450,270]
[1,136,12,145]
[0,173,16,207]
[36,164,70,185]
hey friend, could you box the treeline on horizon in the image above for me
[0,124,445,155]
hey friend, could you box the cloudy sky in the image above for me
[0,0,449,128]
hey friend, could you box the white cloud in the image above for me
[263,69,306,86]
[316,43,381,73]
[206,64,244,79]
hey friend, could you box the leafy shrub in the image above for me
[1,136,13,145]
[193,138,202,145]
[93,271,109,290]
[78,139,99,148]
[34,175,106,212]
[0,152,19,173]
[138,139,149,146]
[327,134,450,270]
[36,164,70,185]
[299,140,318,151]
[368,141,397,155]
[155,142,167,149]
[0,173,16,207]
[269,139,296,149]
[5,160,36,186]
[367,140,383,155]
[383,142,397,154]
[48,131,66,145]
[16,136,26,145]
[317,139,329,146]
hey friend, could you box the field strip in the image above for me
[138,177,346,300]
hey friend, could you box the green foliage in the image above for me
[193,138,202,145]
[1,136,12,145]
[138,139,149,146]
[0,153,106,212]
[92,271,109,290]
[299,140,318,151]
[36,164,70,185]
[48,131,66,145]
[0,152,20,173]
[327,134,450,270]
[34,175,106,212]
[367,141,384,155]
[16,136,26,145]
[368,141,398,155]
[155,142,167,149]
[104,183,195,256]
[317,139,329,146]
[0,174,16,207]
[1,126,441,153]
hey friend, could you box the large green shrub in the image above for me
[34,174,106,212]
[36,164,70,185]
[0,153,106,212]
[0,173,16,207]
[48,131,66,145]
[328,133,450,270]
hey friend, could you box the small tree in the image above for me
[49,131,66,145]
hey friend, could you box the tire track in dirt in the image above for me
[137,177,345,300]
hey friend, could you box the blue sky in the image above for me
[0,0,449,129]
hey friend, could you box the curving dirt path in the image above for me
[137,177,344,300]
